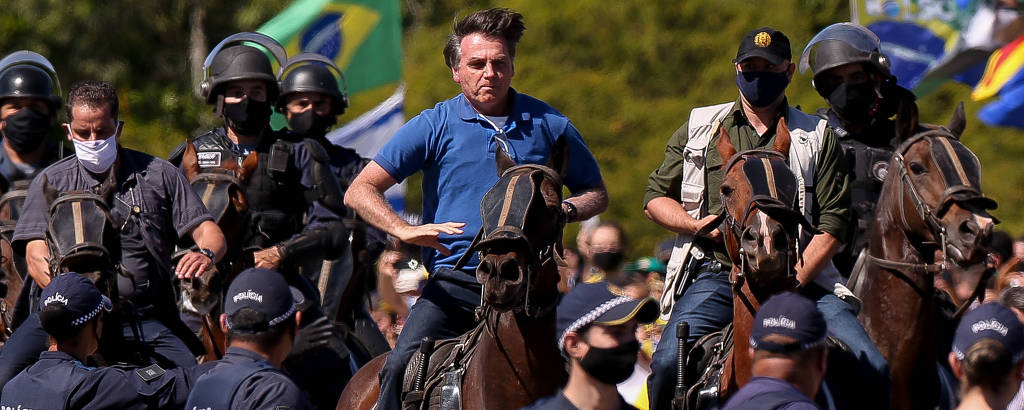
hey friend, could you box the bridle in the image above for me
[718,150,815,314]
[867,130,997,315]
[867,131,993,276]
[455,164,566,318]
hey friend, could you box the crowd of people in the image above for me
[0,5,1021,410]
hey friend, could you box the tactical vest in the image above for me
[660,102,838,317]
[0,359,90,410]
[834,129,897,273]
[191,129,311,251]
[185,359,276,409]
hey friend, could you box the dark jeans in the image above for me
[649,266,733,410]
[374,267,481,410]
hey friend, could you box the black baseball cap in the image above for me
[39,272,113,328]
[556,281,659,350]
[952,303,1024,363]
[750,292,827,353]
[225,268,304,333]
[734,27,792,65]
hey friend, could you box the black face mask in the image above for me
[288,109,336,138]
[592,251,624,271]
[735,71,790,108]
[579,340,639,385]
[223,98,271,136]
[828,81,879,126]
[2,106,51,154]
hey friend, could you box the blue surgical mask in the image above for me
[735,70,790,108]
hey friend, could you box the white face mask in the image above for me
[68,123,120,173]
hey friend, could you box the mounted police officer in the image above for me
[644,27,887,409]
[0,51,66,305]
[275,54,389,361]
[798,22,920,277]
[185,267,315,410]
[0,80,226,387]
[168,32,347,287]
[345,8,608,410]
[0,273,214,409]
[273,52,390,409]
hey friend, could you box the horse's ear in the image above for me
[495,146,516,177]
[946,102,967,139]
[546,136,570,181]
[773,117,791,159]
[716,125,737,165]
[40,174,58,207]
[238,152,258,183]
[98,168,118,205]
[182,140,201,182]
[896,95,920,140]
[229,186,249,213]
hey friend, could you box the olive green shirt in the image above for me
[643,98,850,267]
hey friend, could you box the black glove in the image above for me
[289,316,335,357]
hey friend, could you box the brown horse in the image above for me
[713,119,813,400]
[178,139,257,362]
[856,104,996,410]
[339,139,570,410]
[0,185,29,343]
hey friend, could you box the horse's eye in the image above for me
[909,162,927,175]
[721,186,733,196]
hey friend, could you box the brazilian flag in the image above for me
[257,0,402,95]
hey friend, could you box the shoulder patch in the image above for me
[135,364,166,382]
[197,151,222,168]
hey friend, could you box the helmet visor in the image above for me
[203,32,288,79]
[799,23,881,74]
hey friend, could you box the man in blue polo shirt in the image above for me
[344,8,607,410]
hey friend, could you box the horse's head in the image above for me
[0,181,30,278]
[716,118,817,291]
[40,173,120,285]
[178,139,257,309]
[471,138,569,315]
[181,139,256,255]
[884,103,996,266]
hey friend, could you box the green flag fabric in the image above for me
[258,0,402,94]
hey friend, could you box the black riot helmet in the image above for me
[0,51,62,110]
[799,23,892,96]
[276,53,348,116]
[199,32,287,104]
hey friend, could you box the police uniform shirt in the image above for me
[0,141,61,193]
[521,390,638,410]
[189,346,314,410]
[0,350,214,409]
[721,376,819,410]
[12,147,214,305]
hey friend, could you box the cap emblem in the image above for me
[754,32,772,48]
[972,319,1008,336]
[233,289,263,304]
[44,292,69,306]
[762,315,796,330]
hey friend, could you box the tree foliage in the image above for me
[2,0,1021,258]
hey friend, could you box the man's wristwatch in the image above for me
[562,200,578,222]
[197,248,215,261]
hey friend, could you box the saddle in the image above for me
[400,320,487,410]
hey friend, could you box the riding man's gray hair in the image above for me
[443,8,526,69]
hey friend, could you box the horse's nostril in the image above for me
[478,260,495,277]
[960,220,979,237]
[499,258,521,282]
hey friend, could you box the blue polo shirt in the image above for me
[374,89,603,272]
